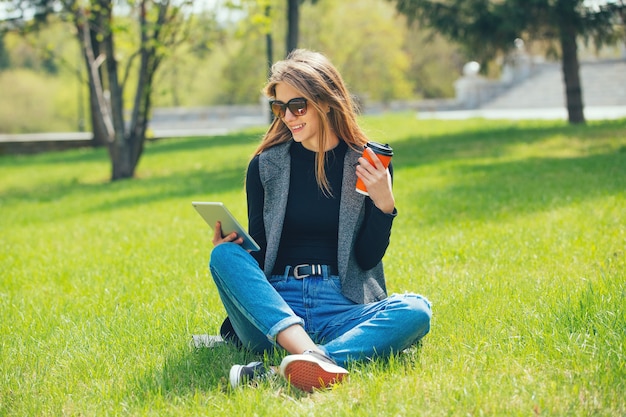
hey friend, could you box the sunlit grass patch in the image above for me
[1,116,625,416]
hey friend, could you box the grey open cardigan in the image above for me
[258,141,389,304]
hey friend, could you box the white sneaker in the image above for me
[190,334,225,349]
[279,350,348,392]
[229,361,275,388]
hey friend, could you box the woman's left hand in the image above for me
[356,147,395,213]
[212,221,244,247]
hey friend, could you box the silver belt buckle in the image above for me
[293,264,310,279]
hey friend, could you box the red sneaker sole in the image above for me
[282,360,348,392]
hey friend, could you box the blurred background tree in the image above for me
[1,0,203,180]
[390,0,626,124]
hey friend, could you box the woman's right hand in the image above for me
[212,221,244,247]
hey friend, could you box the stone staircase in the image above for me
[480,59,626,109]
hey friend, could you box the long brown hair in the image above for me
[254,49,369,195]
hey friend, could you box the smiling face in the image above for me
[274,82,337,152]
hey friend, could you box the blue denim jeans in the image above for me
[209,243,431,367]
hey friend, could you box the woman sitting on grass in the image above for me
[208,49,432,392]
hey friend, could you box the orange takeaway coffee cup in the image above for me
[355,142,393,196]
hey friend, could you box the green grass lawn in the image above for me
[1,115,625,416]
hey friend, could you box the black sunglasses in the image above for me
[269,97,308,118]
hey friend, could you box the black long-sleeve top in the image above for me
[246,140,396,276]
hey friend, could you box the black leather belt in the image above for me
[290,264,338,279]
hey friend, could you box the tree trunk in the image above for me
[76,9,116,160]
[126,1,169,174]
[0,33,10,70]
[88,80,108,147]
[266,5,274,75]
[559,18,585,124]
[73,0,178,181]
[265,5,275,123]
[286,0,299,55]
[102,4,134,180]
[87,23,107,147]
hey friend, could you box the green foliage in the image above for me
[402,23,463,98]
[174,0,463,105]
[1,116,625,415]
[392,0,539,68]
[1,16,77,74]
[391,0,626,65]
[0,33,11,69]
[0,0,464,132]
[0,68,82,133]
[302,0,415,102]
[0,18,88,133]
[215,37,269,104]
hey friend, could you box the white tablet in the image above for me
[192,202,260,252]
